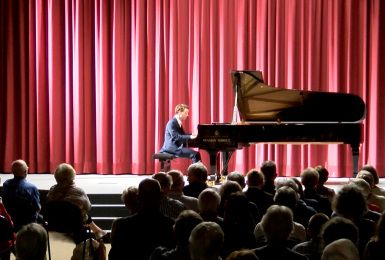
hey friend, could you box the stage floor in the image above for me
[2,173,383,195]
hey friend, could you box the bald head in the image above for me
[11,160,29,178]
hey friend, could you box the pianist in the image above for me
[160,104,201,163]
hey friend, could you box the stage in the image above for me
[2,173,383,194]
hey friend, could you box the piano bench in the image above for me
[152,152,176,172]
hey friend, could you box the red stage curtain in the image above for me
[0,0,384,177]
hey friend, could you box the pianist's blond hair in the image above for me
[175,104,189,114]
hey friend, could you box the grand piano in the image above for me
[188,70,366,181]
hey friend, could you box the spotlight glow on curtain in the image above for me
[0,0,384,177]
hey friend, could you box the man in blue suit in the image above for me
[160,104,201,163]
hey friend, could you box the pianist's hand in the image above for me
[190,134,197,139]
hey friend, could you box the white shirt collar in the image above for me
[175,115,182,127]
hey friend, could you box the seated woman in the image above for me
[45,163,106,240]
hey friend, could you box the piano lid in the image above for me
[231,70,366,123]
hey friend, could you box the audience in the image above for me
[0,178,15,260]
[274,179,317,227]
[348,178,381,217]
[197,188,224,228]
[252,205,308,260]
[15,223,47,260]
[44,163,106,239]
[120,186,140,216]
[244,169,274,215]
[226,249,259,260]
[167,170,199,212]
[332,184,375,257]
[222,192,258,258]
[321,216,359,246]
[357,170,385,212]
[292,213,329,260]
[259,160,277,195]
[227,171,246,190]
[218,180,243,217]
[110,186,140,241]
[314,165,335,203]
[2,160,41,231]
[361,164,385,197]
[109,178,175,260]
[189,221,224,260]
[254,186,306,248]
[321,238,359,260]
[300,167,332,216]
[150,210,203,260]
[219,180,260,223]
[363,212,385,260]
[183,162,209,198]
[4,159,383,260]
[152,172,186,220]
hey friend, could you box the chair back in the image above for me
[41,200,89,244]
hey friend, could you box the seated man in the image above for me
[44,163,106,240]
[253,205,308,260]
[160,104,200,163]
[15,223,47,260]
[2,160,41,231]
[189,221,224,260]
[109,178,175,260]
[183,162,209,198]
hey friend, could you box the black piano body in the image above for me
[188,70,366,181]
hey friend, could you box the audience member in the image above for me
[361,164,385,197]
[252,205,308,260]
[259,160,277,195]
[219,180,260,223]
[349,178,382,215]
[183,162,209,198]
[227,171,246,190]
[363,212,385,260]
[222,192,258,258]
[109,178,175,260]
[44,163,106,239]
[110,186,140,241]
[314,166,335,203]
[226,249,259,260]
[291,177,320,212]
[357,170,385,212]
[2,160,41,231]
[321,238,359,260]
[218,180,243,217]
[332,184,375,257]
[0,193,15,260]
[244,169,273,215]
[15,223,47,260]
[121,186,140,216]
[293,213,329,260]
[254,186,306,248]
[197,188,224,228]
[274,180,317,227]
[189,221,224,260]
[150,210,203,260]
[167,170,199,212]
[301,167,332,216]
[321,216,359,246]
[152,172,186,219]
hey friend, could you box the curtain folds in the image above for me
[0,0,384,177]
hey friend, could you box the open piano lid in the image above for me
[231,70,366,123]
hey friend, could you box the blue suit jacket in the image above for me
[160,117,191,154]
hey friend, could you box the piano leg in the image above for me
[351,144,360,177]
[208,152,220,183]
